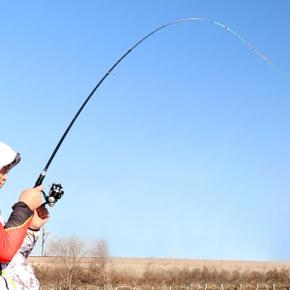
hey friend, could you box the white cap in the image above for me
[0,141,21,170]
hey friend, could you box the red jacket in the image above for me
[0,202,33,263]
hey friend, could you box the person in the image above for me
[0,140,49,289]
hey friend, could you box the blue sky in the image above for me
[1,0,290,261]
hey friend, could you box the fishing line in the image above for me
[35,17,289,204]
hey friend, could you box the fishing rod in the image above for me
[36,17,288,206]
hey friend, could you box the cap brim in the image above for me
[0,141,20,170]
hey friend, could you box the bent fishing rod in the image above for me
[35,17,288,206]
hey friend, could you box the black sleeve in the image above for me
[4,202,33,229]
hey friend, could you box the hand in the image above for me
[29,205,50,230]
[19,185,44,211]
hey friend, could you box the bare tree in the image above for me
[88,240,108,286]
[46,236,87,289]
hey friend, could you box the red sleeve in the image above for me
[0,202,33,263]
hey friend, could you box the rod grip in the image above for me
[35,173,45,187]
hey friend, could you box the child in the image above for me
[0,141,48,289]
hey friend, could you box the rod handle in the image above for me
[34,172,46,187]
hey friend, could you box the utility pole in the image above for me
[41,227,49,256]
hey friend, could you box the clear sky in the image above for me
[1,0,290,261]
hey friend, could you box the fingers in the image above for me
[35,185,44,191]
[19,186,44,210]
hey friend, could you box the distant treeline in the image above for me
[136,267,290,285]
[35,264,290,288]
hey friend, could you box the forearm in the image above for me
[0,202,33,262]
[19,229,39,258]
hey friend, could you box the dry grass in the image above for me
[29,256,290,275]
[105,257,290,277]
[29,256,290,287]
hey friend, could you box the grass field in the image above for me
[29,256,290,276]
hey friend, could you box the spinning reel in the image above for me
[42,183,64,207]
